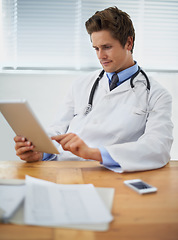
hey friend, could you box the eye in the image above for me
[94,47,99,51]
[104,45,112,49]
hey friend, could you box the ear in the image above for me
[126,36,133,52]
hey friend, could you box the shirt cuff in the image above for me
[99,147,120,167]
[42,153,57,161]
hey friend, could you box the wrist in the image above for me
[88,148,102,163]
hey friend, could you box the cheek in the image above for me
[114,51,127,62]
[112,53,122,63]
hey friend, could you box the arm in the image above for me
[105,89,173,172]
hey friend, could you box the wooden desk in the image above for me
[0,161,178,240]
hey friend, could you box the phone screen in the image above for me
[130,181,151,189]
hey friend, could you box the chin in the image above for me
[102,67,113,73]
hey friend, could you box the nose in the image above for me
[97,49,106,60]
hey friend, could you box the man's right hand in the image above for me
[14,136,43,162]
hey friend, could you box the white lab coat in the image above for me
[48,69,173,172]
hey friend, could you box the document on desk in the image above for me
[0,181,25,222]
[25,175,113,226]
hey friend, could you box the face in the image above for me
[91,30,134,73]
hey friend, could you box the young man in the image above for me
[14,7,173,172]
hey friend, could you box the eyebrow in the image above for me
[92,44,111,48]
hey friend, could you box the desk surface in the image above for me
[0,160,178,240]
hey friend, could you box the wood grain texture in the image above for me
[0,160,178,240]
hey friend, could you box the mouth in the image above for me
[100,60,112,66]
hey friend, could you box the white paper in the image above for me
[25,175,113,226]
[10,187,114,231]
[0,184,25,222]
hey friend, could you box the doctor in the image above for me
[14,6,173,172]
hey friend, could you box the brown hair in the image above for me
[85,6,135,53]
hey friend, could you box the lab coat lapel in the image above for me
[109,78,131,94]
[98,72,132,94]
[99,73,110,92]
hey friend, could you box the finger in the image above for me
[16,145,34,156]
[15,141,32,151]
[51,134,68,142]
[69,138,86,152]
[58,134,79,150]
[67,138,89,159]
[62,135,78,151]
[59,133,76,145]
[51,133,77,142]
[51,133,76,144]
[68,141,80,153]
[19,151,42,162]
[18,151,34,161]
[14,135,26,143]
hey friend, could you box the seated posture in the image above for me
[14,7,173,172]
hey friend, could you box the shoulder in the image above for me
[147,76,172,109]
[138,69,172,99]
[149,76,172,98]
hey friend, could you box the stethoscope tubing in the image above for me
[84,66,150,115]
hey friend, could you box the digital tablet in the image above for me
[0,99,59,154]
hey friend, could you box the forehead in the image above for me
[91,30,119,46]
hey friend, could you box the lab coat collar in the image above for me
[106,61,138,84]
[100,71,144,94]
[99,72,131,93]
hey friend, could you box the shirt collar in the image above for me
[106,61,138,84]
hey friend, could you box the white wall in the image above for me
[0,71,178,161]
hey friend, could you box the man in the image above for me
[14,7,173,172]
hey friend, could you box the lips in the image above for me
[101,60,112,66]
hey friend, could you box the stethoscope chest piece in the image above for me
[84,104,92,115]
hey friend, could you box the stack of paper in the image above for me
[0,180,25,222]
[0,176,114,231]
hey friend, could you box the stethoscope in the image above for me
[84,66,150,115]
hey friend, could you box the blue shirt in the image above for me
[43,62,139,167]
[107,62,138,87]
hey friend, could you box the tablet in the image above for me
[0,99,59,154]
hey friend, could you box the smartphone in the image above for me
[124,179,157,194]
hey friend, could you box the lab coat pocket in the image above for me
[115,105,148,140]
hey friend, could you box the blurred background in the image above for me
[0,0,178,161]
